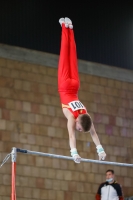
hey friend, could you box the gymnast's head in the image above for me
[75,113,92,132]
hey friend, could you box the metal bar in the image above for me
[16,148,133,167]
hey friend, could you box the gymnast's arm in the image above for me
[67,116,77,149]
[89,123,101,146]
[63,108,77,149]
[67,116,81,163]
[63,108,81,163]
[90,123,106,160]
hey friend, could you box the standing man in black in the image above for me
[95,169,124,200]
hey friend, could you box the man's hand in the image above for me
[96,145,106,160]
[98,151,106,160]
[70,148,81,163]
[73,154,81,163]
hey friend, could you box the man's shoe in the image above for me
[65,17,73,29]
[59,18,65,26]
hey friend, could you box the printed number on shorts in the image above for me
[68,101,85,111]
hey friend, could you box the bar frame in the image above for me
[10,147,133,200]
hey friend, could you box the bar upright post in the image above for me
[11,147,17,200]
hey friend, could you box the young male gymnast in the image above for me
[58,17,106,163]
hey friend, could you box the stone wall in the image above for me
[0,44,133,200]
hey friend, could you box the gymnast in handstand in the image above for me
[58,17,106,163]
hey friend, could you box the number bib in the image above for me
[68,100,86,111]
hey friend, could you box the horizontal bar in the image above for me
[16,148,133,167]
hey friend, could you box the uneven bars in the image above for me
[11,147,133,167]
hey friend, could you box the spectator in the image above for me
[95,169,124,200]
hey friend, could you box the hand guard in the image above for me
[96,145,106,160]
[70,148,81,163]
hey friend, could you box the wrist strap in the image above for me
[70,148,78,157]
[96,145,104,154]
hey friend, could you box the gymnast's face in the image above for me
[75,118,83,132]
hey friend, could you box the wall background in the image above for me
[0,44,133,200]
